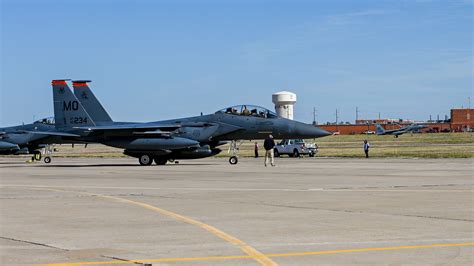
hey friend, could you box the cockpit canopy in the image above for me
[216,105,278,118]
[33,117,55,125]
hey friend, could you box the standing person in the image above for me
[364,139,370,158]
[254,142,259,158]
[263,135,276,167]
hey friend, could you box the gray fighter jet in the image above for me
[52,80,331,165]
[0,117,80,162]
[376,124,428,138]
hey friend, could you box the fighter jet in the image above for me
[0,117,80,162]
[52,80,331,165]
[376,124,428,138]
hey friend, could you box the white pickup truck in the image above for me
[273,139,318,158]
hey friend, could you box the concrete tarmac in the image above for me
[0,157,473,265]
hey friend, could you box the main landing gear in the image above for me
[138,154,169,166]
[138,154,153,166]
[228,140,242,165]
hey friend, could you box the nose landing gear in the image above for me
[228,140,242,165]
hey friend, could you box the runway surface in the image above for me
[1,157,473,265]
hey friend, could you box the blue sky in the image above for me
[1,0,472,126]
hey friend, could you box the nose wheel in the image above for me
[227,140,242,165]
[229,156,238,165]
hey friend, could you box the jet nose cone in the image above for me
[295,123,332,138]
[312,127,332,138]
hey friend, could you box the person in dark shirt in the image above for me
[263,134,276,167]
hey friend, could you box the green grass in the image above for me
[8,132,472,159]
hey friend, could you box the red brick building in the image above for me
[451,109,473,132]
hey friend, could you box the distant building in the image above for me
[319,108,473,135]
[451,109,473,132]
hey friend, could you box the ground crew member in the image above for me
[264,134,276,167]
[254,142,259,158]
[364,139,370,158]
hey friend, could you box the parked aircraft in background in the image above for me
[376,124,428,138]
[0,117,79,162]
[53,80,331,165]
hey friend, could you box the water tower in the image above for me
[272,91,297,120]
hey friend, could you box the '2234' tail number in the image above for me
[69,117,88,124]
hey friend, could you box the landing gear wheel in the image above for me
[139,155,153,166]
[34,153,42,161]
[293,149,300,158]
[309,152,315,157]
[44,157,51,163]
[273,149,280,157]
[229,156,238,165]
[154,158,167,165]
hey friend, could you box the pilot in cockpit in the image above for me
[242,105,251,116]
[226,107,238,114]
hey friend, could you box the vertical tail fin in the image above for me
[375,124,385,135]
[72,80,113,123]
[52,80,95,130]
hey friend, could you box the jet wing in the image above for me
[74,124,182,132]
[19,130,81,137]
[71,124,183,137]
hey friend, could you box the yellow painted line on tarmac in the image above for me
[266,242,474,258]
[38,254,251,266]
[97,194,277,266]
[38,242,474,266]
[22,187,276,266]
